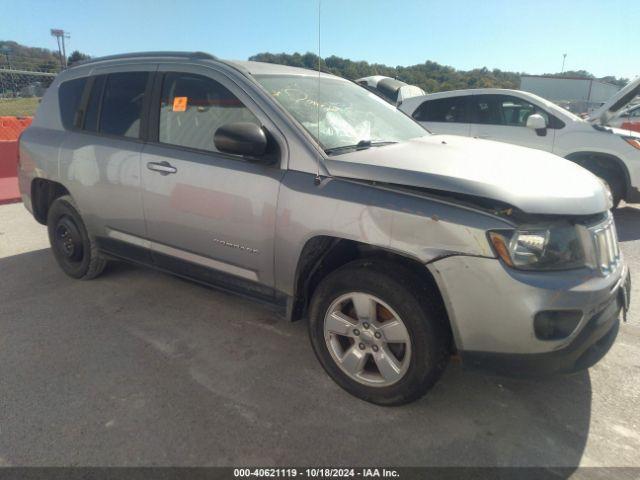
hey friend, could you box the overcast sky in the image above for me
[4,0,639,79]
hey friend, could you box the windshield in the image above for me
[255,74,427,153]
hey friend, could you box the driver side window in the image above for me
[497,95,548,126]
[159,72,259,153]
[470,94,549,126]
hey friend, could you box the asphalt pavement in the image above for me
[1,202,639,470]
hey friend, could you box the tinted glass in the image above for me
[99,72,149,138]
[413,97,466,123]
[469,94,563,128]
[497,95,549,126]
[58,77,88,130]
[83,75,106,132]
[159,72,259,152]
[469,95,501,124]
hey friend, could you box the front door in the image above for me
[140,66,284,294]
[468,94,556,152]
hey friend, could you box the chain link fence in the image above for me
[1,44,59,117]
[0,68,56,116]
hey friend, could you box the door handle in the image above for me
[147,161,177,175]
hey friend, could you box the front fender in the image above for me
[274,171,511,295]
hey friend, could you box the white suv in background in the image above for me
[399,79,640,207]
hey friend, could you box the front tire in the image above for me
[599,172,624,209]
[47,195,107,280]
[308,259,450,406]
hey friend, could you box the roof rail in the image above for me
[74,51,217,67]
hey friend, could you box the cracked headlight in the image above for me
[488,223,591,271]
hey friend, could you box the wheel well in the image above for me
[290,236,454,350]
[31,179,70,225]
[565,152,630,199]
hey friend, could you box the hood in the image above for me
[325,135,610,215]
[594,124,640,139]
[589,76,640,125]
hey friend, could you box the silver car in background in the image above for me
[18,52,631,405]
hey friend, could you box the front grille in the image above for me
[589,216,621,275]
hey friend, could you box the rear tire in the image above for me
[308,259,450,406]
[47,195,107,280]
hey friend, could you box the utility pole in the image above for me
[50,29,70,70]
[561,53,567,74]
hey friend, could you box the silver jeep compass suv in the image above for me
[18,52,631,405]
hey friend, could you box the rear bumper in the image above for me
[17,155,33,214]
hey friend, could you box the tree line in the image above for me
[0,41,629,91]
[0,41,90,72]
[249,52,629,92]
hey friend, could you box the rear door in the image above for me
[468,94,556,151]
[59,64,155,245]
[411,95,471,136]
[139,64,284,293]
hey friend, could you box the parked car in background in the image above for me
[609,103,640,133]
[18,52,630,405]
[356,75,425,106]
[400,80,640,207]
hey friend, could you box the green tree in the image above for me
[249,51,628,92]
[67,50,91,67]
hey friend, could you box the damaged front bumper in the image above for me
[428,254,630,375]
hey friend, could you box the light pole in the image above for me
[50,29,70,70]
[561,53,567,74]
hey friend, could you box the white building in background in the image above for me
[520,75,620,114]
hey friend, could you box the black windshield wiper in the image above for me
[324,140,397,156]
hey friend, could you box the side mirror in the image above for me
[526,113,547,136]
[214,122,268,158]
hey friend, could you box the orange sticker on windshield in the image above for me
[173,96,188,112]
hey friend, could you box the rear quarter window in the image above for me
[58,77,88,130]
[83,75,107,133]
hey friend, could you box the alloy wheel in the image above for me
[323,292,412,387]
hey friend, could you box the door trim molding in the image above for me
[106,229,259,282]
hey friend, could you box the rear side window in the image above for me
[83,75,106,133]
[99,72,149,138]
[413,97,467,123]
[58,77,88,129]
[158,72,259,153]
[469,96,502,125]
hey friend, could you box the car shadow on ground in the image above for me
[614,204,640,242]
[0,249,592,471]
